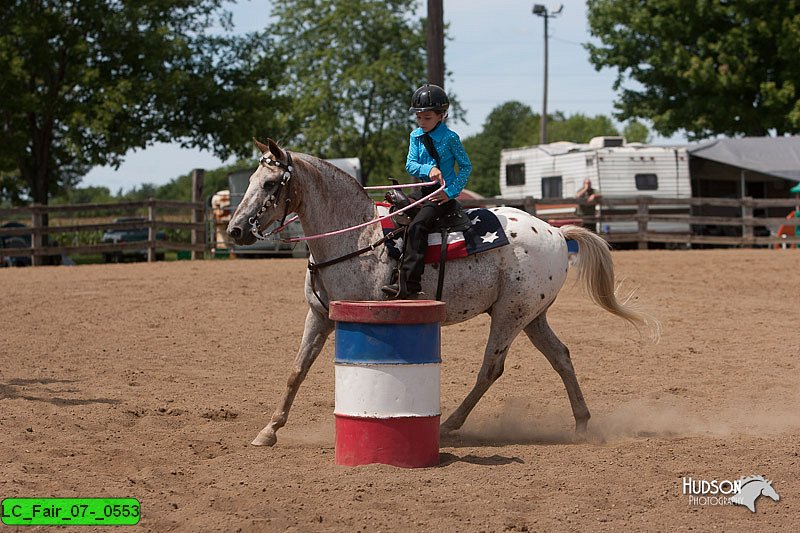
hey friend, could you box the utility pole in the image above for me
[427,0,444,88]
[532,4,563,144]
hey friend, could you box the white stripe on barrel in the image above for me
[334,363,440,418]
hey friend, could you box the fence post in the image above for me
[30,206,43,266]
[741,196,754,247]
[637,196,649,250]
[191,169,205,260]
[147,199,156,262]
[523,196,537,216]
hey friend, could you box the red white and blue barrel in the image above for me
[329,300,446,468]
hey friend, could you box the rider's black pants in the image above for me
[401,199,456,293]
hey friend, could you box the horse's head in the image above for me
[761,479,780,502]
[227,138,301,245]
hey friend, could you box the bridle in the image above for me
[249,151,295,240]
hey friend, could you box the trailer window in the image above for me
[541,176,562,198]
[635,173,658,190]
[506,163,525,186]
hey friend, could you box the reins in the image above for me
[250,169,443,243]
[306,226,407,311]
[247,150,445,310]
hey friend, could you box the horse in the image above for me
[731,475,780,512]
[227,138,659,446]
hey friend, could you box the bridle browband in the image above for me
[249,151,295,239]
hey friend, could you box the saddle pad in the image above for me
[376,203,510,263]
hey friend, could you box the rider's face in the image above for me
[415,111,441,133]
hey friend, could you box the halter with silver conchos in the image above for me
[249,151,294,240]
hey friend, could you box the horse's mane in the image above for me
[295,153,370,201]
[740,475,768,485]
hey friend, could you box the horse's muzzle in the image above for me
[227,223,257,245]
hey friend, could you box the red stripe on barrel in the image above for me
[329,300,446,324]
[335,414,440,468]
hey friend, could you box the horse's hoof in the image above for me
[440,420,460,434]
[251,430,277,447]
[575,418,589,433]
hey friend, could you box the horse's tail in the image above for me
[560,225,661,342]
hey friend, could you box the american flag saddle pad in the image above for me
[377,203,510,263]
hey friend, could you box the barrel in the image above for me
[329,300,447,468]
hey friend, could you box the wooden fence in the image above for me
[4,190,799,265]
[0,171,206,265]
[461,196,800,249]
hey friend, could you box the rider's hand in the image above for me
[427,168,448,204]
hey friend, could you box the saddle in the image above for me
[384,179,472,232]
[383,180,472,300]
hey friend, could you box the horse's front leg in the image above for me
[252,307,334,446]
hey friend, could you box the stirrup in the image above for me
[381,283,401,297]
[381,283,424,300]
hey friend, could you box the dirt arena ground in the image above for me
[1,249,798,531]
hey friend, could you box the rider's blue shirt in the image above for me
[405,123,472,199]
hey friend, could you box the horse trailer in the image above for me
[499,137,691,234]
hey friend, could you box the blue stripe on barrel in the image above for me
[334,322,441,364]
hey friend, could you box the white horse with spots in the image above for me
[228,139,659,446]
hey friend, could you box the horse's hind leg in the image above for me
[523,313,590,432]
[441,314,518,433]
[251,308,334,446]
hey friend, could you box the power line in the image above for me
[456,72,610,78]
[461,98,615,104]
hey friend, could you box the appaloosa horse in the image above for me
[228,138,659,446]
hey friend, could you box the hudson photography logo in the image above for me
[682,475,780,512]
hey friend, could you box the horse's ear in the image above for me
[267,138,286,161]
[253,138,270,155]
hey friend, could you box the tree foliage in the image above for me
[0,0,289,205]
[267,0,427,184]
[586,0,800,140]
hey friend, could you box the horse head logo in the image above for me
[730,475,780,513]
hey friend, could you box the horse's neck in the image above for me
[294,156,382,261]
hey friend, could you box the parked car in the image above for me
[0,221,32,267]
[101,217,166,263]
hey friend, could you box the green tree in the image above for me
[268,0,427,184]
[623,120,651,143]
[51,186,115,206]
[547,112,619,144]
[0,1,289,206]
[586,0,800,139]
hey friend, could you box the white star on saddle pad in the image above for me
[471,216,481,225]
[392,237,404,250]
[480,231,499,244]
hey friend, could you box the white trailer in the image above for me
[499,137,691,233]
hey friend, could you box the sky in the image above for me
[82,0,685,191]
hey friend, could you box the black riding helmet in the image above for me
[410,84,450,114]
